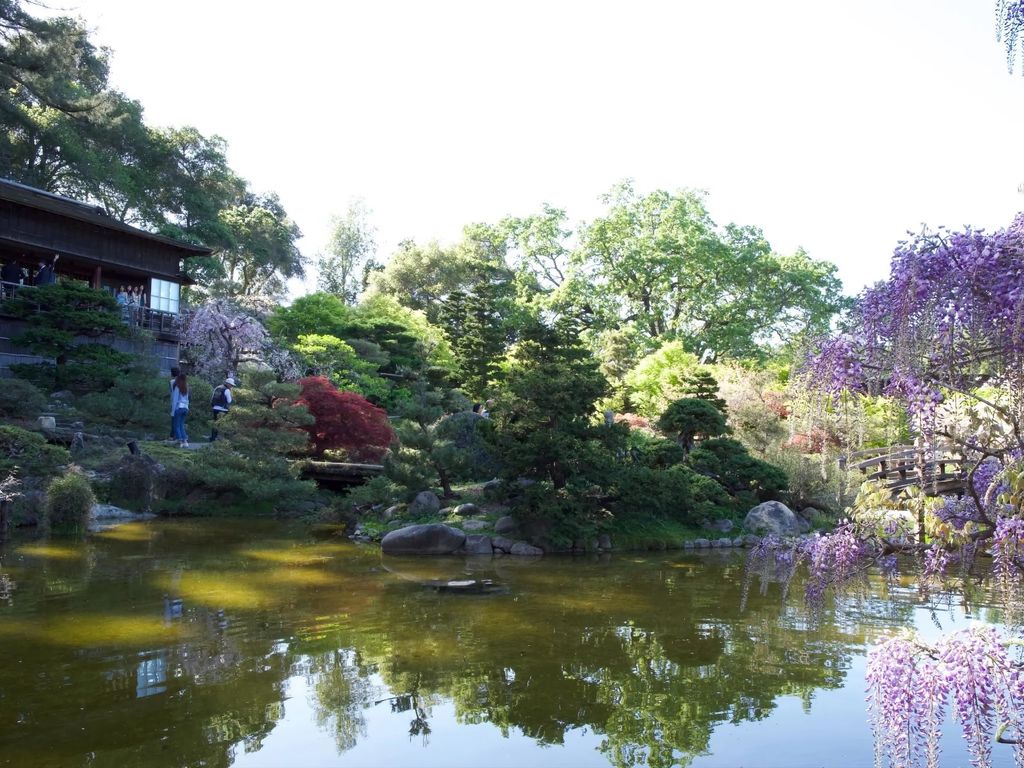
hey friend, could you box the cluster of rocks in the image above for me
[380,523,543,557]
[362,491,826,558]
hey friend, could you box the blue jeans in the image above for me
[172,408,189,442]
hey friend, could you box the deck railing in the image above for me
[0,280,182,339]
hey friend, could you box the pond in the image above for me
[0,519,1014,768]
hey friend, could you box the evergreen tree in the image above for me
[657,398,730,454]
[492,318,610,489]
[681,370,728,416]
[386,383,463,498]
[7,282,131,391]
[437,282,513,400]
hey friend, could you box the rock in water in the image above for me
[743,501,803,537]
[381,523,466,555]
[509,541,543,556]
[463,534,493,555]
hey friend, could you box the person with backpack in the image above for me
[171,373,190,448]
[209,377,235,442]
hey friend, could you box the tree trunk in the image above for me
[435,462,453,498]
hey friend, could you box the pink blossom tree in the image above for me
[181,299,298,380]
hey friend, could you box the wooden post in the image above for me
[91,265,102,290]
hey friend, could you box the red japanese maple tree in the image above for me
[297,376,393,461]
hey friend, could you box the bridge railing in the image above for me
[842,444,970,495]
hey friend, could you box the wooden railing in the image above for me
[842,444,970,495]
[0,280,181,339]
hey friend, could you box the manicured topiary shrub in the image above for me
[687,437,788,507]
[657,397,730,453]
[0,426,69,477]
[45,470,95,534]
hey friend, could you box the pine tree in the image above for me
[492,317,610,489]
[386,382,464,498]
[7,283,131,391]
[681,370,728,416]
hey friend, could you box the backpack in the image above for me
[211,385,229,409]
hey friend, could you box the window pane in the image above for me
[150,279,179,314]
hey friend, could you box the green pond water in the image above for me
[0,519,1013,768]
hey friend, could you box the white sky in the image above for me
[47,0,1024,298]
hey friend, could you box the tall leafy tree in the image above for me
[570,182,845,360]
[212,193,304,298]
[367,238,493,323]
[317,199,378,304]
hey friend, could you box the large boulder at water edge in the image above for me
[409,491,441,517]
[743,501,803,537]
[510,541,544,556]
[463,534,494,555]
[381,523,466,555]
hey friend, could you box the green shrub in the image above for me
[0,379,47,419]
[511,481,607,547]
[434,411,502,480]
[0,426,69,477]
[45,470,95,534]
[186,442,316,512]
[346,474,402,508]
[687,437,788,507]
[626,430,686,469]
[609,464,733,525]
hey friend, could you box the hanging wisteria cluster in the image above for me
[999,0,1024,75]
[867,627,1024,768]
[805,215,1024,442]
[774,212,1024,766]
[742,524,877,611]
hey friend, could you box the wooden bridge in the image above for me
[298,460,384,489]
[842,444,970,496]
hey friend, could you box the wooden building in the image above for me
[0,178,211,373]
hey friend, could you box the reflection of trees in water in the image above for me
[1,527,935,768]
[304,649,374,752]
[304,558,915,768]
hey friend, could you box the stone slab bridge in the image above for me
[298,460,384,489]
[841,444,970,496]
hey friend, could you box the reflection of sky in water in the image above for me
[233,672,609,768]
[1,520,1020,768]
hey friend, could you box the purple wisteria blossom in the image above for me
[868,627,1024,768]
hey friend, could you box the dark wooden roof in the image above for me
[0,178,212,256]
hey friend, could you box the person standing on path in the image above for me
[171,373,190,448]
[209,377,235,442]
[167,366,180,440]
